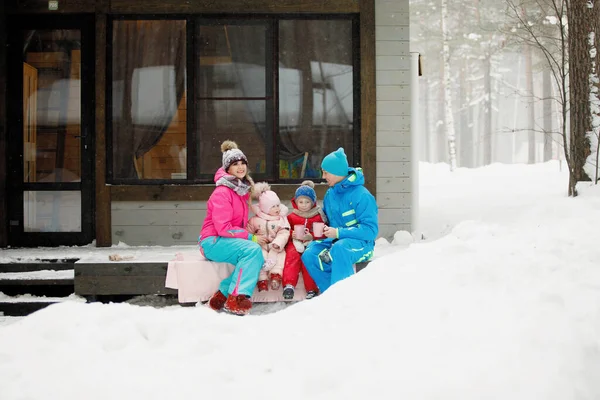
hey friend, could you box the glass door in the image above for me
[6,15,94,247]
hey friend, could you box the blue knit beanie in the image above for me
[295,180,317,204]
[321,147,349,177]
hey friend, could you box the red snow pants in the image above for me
[282,240,318,292]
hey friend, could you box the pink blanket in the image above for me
[165,252,308,303]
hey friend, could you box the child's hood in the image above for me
[251,202,289,221]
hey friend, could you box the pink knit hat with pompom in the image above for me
[253,182,281,214]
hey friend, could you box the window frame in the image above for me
[106,13,360,185]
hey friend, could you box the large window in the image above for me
[108,16,358,183]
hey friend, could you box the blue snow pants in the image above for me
[302,238,374,293]
[200,237,264,297]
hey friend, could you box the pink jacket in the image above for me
[247,204,291,250]
[199,168,252,241]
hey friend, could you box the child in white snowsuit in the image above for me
[247,182,291,291]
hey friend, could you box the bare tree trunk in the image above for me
[423,78,432,162]
[567,1,592,194]
[437,78,446,162]
[441,0,457,170]
[525,44,536,164]
[543,67,553,161]
[468,74,475,167]
[458,63,467,168]
[521,1,536,164]
[593,1,600,182]
[482,56,492,165]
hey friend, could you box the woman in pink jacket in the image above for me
[199,140,267,316]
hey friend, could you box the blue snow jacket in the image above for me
[323,167,378,244]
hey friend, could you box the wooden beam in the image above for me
[109,0,359,14]
[6,0,95,13]
[75,262,176,295]
[360,0,376,196]
[111,184,330,202]
[0,2,7,247]
[95,3,111,247]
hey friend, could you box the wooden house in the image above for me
[0,0,413,249]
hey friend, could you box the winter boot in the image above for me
[270,273,282,290]
[223,294,253,316]
[305,290,319,300]
[208,290,227,311]
[282,284,295,300]
[257,280,269,292]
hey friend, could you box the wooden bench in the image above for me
[166,253,310,303]
[74,253,371,303]
[166,253,372,304]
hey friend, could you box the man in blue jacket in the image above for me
[302,148,378,294]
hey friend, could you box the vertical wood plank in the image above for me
[95,0,111,246]
[0,2,7,247]
[360,0,377,195]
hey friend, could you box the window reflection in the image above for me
[111,20,187,180]
[22,29,82,183]
[108,18,357,182]
[279,20,354,179]
[196,24,268,176]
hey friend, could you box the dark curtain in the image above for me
[112,20,185,179]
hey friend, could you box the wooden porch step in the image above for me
[0,293,85,317]
[0,267,75,297]
[0,260,77,273]
[75,261,176,296]
[0,258,78,273]
[0,301,56,316]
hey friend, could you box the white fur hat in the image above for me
[221,140,248,172]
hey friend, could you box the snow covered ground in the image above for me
[2,161,600,400]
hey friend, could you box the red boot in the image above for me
[223,295,253,316]
[257,280,269,292]
[208,290,227,311]
[270,273,282,290]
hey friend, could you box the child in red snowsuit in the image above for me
[282,180,327,300]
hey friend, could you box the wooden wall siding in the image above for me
[112,202,205,246]
[0,2,6,247]
[96,6,111,247]
[111,199,326,246]
[360,0,376,196]
[110,0,359,13]
[374,0,412,238]
[6,0,96,13]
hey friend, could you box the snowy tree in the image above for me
[441,0,458,170]
[585,0,600,183]
[505,0,600,195]
[568,0,595,192]
[411,0,509,167]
